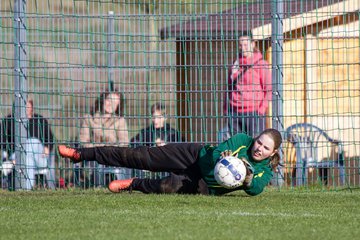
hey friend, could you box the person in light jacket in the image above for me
[78,88,129,187]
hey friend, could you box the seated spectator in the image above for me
[79,88,130,187]
[1,99,54,190]
[131,102,182,147]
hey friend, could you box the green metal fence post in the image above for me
[271,0,285,187]
[14,0,27,190]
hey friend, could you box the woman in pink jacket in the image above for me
[224,31,272,138]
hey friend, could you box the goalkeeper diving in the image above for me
[58,128,282,196]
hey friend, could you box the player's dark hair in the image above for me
[258,128,282,171]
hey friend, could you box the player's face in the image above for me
[104,93,120,114]
[152,109,165,129]
[239,36,255,58]
[251,134,277,161]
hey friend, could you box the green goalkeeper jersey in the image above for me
[197,133,273,196]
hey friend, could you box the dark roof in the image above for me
[160,0,344,40]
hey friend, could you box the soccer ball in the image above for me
[214,156,247,189]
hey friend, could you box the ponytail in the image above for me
[269,152,281,172]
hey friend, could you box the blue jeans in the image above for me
[24,138,55,190]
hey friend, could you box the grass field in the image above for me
[1,188,359,240]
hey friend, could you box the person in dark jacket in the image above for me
[1,99,54,155]
[131,102,181,147]
[1,99,54,189]
[58,128,282,196]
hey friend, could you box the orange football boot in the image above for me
[108,178,136,193]
[58,145,81,163]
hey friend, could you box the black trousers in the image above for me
[229,112,266,137]
[79,143,209,195]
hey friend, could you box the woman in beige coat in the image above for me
[78,88,129,187]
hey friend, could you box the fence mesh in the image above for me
[0,0,359,190]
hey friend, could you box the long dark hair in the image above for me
[257,128,282,171]
[90,88,124,117]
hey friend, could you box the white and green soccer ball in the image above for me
[214,156,247,189]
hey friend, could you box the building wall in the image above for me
[267,36,359,158]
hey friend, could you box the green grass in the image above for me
[1,188,359,240]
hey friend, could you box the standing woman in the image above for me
[225,31,272,138]
[79,88,129,187]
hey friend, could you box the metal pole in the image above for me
[14,0,27,190]
[107,11,114,91]
[271,0,284,187]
